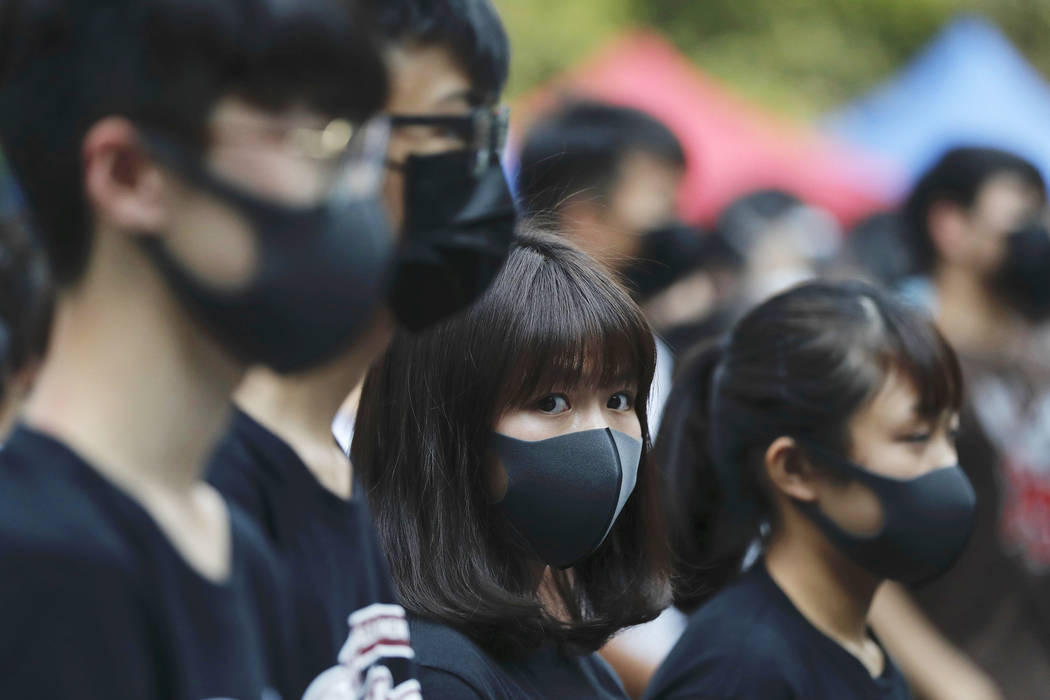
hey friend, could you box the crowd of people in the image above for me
[0,1,1047,699]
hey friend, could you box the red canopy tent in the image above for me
[511,32,900,228]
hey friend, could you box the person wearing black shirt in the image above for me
[353,232,670,699]
[0,1,393,697]
[210,1,516,697]
[209,409,418,699]
[645,281,977,700]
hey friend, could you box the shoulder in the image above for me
[207,420,271,523]
[0,439,141,586]
[408,619,508,699]
[645,576,801,700]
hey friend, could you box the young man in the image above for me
[871,147,1050,700]
[0,1,392,698]
[207,1,515,698]
[518,102,699,305]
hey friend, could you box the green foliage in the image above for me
[492,0,1050,117]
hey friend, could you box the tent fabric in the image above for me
[825,15,1050,196]
[512,31,897,228]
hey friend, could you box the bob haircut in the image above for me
[353,229,668,659]
[659,279,964,612]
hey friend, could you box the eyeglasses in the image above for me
[145,115,391,205]
[389,105,509,176]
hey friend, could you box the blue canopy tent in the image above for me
[824,16,1050,198]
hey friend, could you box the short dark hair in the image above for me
[903,147,1046,273]
[0,213,51,391]
[659,280,963,612]
[363,0,509,105]
[517,101,686,218]
[715,189,802,261]
[352,230,668,659]
[0,0,388,285]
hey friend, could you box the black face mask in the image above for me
[990,222,1050,322]
[795,441,977,585]
[388,105,517,333]
[622,222,709,301]
[491,427,643,569]
[140,130,395,374]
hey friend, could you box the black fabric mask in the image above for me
[622,222,709,301]
[990,222,1050,322]
[491,427,642,569]
[795,441,977,585]
[390,150,516,332]
[140,133,394,374]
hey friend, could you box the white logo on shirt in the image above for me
[303,603,421,700]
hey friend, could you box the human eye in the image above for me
[607,391,634,412]
[536,394,571,415]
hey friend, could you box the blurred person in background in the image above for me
[841,211,915,289]
[353,231,668,699]
[209,0,516,697]
[647,280,973,700]
[517,101,709,435]
[663,189,842,355]
[0,0,395,696]
[0,212,50,438]
[869,146,1050,700]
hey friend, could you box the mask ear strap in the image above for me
[796,437,884,487]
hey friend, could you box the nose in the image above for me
[573,401,610,433]
[930,432,959,471]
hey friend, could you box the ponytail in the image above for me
[656,280,965,614]
[657,341,761,613]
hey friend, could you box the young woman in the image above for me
[645,280,977,700]
[352,231,669,698]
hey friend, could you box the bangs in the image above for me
[483,234,657,413]
[874,298,964,422]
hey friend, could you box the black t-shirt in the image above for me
[644,564,911,700]
[410,617,628,699]
[208,409,418,699]
[0,426,291,700]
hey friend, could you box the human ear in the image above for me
[763,436,818,502]
[82,117,170,236]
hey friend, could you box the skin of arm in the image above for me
[869,582,1003,700]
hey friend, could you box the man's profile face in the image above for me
[383,43,475,231]
[962,172,1045,275]
[569,150,683,269]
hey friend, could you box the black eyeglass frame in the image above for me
[389,105,510,176]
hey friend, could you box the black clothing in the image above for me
[208,409,417,699]
[410,618,628,699]
[645,563,910,700]
[0,426,290,700]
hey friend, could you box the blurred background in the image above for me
[495,1,1050,227]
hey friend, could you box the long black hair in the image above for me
[353,230,668,658]
[659,279,963,612]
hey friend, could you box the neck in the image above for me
[24,245,241,494]
[764,525,879,645]
[235,344,374,499]
[935,265,1025,357]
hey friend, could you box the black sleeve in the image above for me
[0,551,157,699]
[417,666,487,699]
